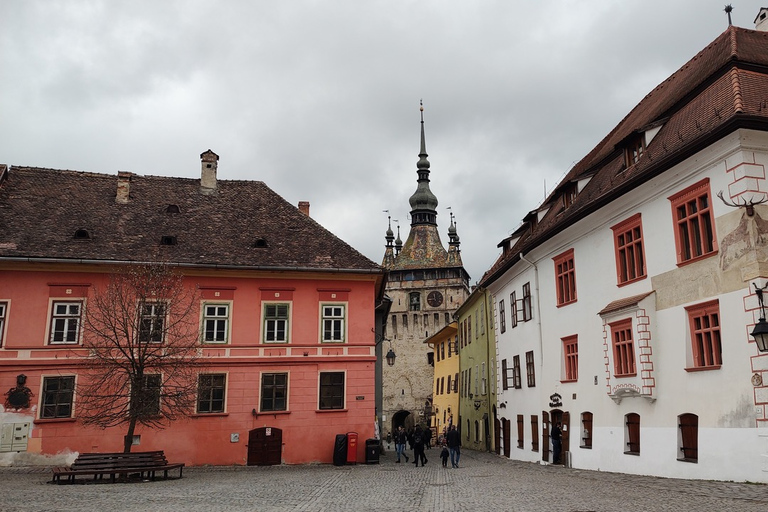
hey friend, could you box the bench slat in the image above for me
[51,450,184,484]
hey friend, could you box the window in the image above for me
[202,304,229,343]
[624,134,645,167]
[49,301,82,344]
[522,283,532,321]
[440,341,445,361]
[581,412,593,449]
[0,302,6,347]
[498,300,506,333]
[263,303,290,343]
[260,373,287,412]
[453,372,458,393]
[625,413,640,455]
[517,415,524,449]
[501,359,508,390]
[319,372,345,410]
[686,300,722,369]
[669,179,717,264]
[553,249,577,306]
[138,302,165,343]
[563,335,578,382]
[512,355,522,389]
[137,374,161,416]
[40,376,75,419]
[467,315,472,342]
[611,319,636,376]
[474,420,480,442]
[481,362,487,395]
[409,292,421,311]
[197,374,226,413]
[474,365,479,395]
[612,214,646,285]
[447,374,452,394]
[441,376,445,395]
[678,413,698,462]
[525,351,535,387]
[321,304,345,342]
[531,416,539,452]
[562,182,578,208]
[391,315,397,336]
[510,291,518,328]
[480,303,485,335]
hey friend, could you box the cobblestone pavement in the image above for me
[1,450,767,512]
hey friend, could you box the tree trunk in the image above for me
[123,417,137,453]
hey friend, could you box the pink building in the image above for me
[0,151,386,465]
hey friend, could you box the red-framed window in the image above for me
[553,249,577,306]
[610,319,636,377]
[562,335,578,382]
[525,351,536,387]
[611,213,646,285]
[513,355,522,389]
[510,291,518,328]
[686,300,722,369]
[668,179,717,265]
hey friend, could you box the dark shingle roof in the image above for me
[481,26,768,286]
[0,166,382,273]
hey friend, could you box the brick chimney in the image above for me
[116,171,133,204]
[298,201,310,216]
[200,149,219,195]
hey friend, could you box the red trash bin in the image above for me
[346,432,358,464]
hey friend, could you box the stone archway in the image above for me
[392,409,413,433]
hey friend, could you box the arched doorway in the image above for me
[247,427,282,466]
[392,409,413,434]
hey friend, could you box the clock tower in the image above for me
[380,103,470,442]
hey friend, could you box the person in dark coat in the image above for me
[394,426,409,463]
[446,425,461,468]
[551,422,562,464]
[412,426,427,466]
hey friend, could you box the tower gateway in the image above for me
[381,104,470,443]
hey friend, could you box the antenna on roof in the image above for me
[725,4,733,26]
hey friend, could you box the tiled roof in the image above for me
[387,225,455,271]
[0,166,382,273]
[481,26,768,286]
[597,292,655,316]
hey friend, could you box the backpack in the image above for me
[414,433,423,445]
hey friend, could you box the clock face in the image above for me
[427,291,443,307]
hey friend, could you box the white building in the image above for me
[483,21,768,483]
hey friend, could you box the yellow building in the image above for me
[424,321,459,442]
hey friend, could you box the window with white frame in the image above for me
[40,376,75,419]
[260,372,288,412]
[321,304,346,342]
[197,374,226,413]
[263,303,290,343]
[319,372,345,410]
[138,302,166,343]
[202,304,230,344]
[49,301,83,344]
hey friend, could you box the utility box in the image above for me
[346,432,358,464]
[0,423,30,453]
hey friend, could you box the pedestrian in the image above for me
[425,426,432,449]
[551,422,562,464]
[446,424,461,468]
[440,441,449,467]
[394,426,409,463]
[412,426,427,466]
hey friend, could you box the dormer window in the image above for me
[562,183,578,209]
[625,134,645,167]
[73,229,91,240]
[165,204,180,214]
[254,238,268,248]
[160,236,177,246]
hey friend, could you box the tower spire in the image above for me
[408,100,439,226]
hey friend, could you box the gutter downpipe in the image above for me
[519,252,543,377]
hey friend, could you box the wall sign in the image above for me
[549,393,562,408]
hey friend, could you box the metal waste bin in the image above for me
[346,432,358,464]
[365,438,380,464]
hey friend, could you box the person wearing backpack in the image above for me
[412,425,427,466]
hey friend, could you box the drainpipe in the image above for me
[519,252,543,377]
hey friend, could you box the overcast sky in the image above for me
[2,1,766,283]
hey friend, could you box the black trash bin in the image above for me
[333,434,348,466]
[365,438,380,464]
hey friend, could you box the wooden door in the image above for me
[247,427,282,466]
[503,418,511,458]
[494,417,501,455]
[541,411,549,462]
[562,411,570,456]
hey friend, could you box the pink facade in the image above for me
[0,266,380,465]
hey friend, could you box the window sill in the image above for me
[579,445,592,450]
[316,408,347,413]
[675,251,718,268]
[624,451,640,456]
[560,379,577,384]
[684,365,721,372]
[613,373,638,378]
[34,417,76,424]
[191,412,229,418]
[201,342,230,346]
[255,410,290,417]
[616,275,647,287]
[556,300,577,308]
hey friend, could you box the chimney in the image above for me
[200,149,219,195]
[756,8,768,31]
[116,171,133,204]
[298,201,310,216]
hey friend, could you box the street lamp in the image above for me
[385,346,396,367]
[750,283,768,352]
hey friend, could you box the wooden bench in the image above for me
[51,450,184,484]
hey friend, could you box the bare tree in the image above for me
[77,264,202,453]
